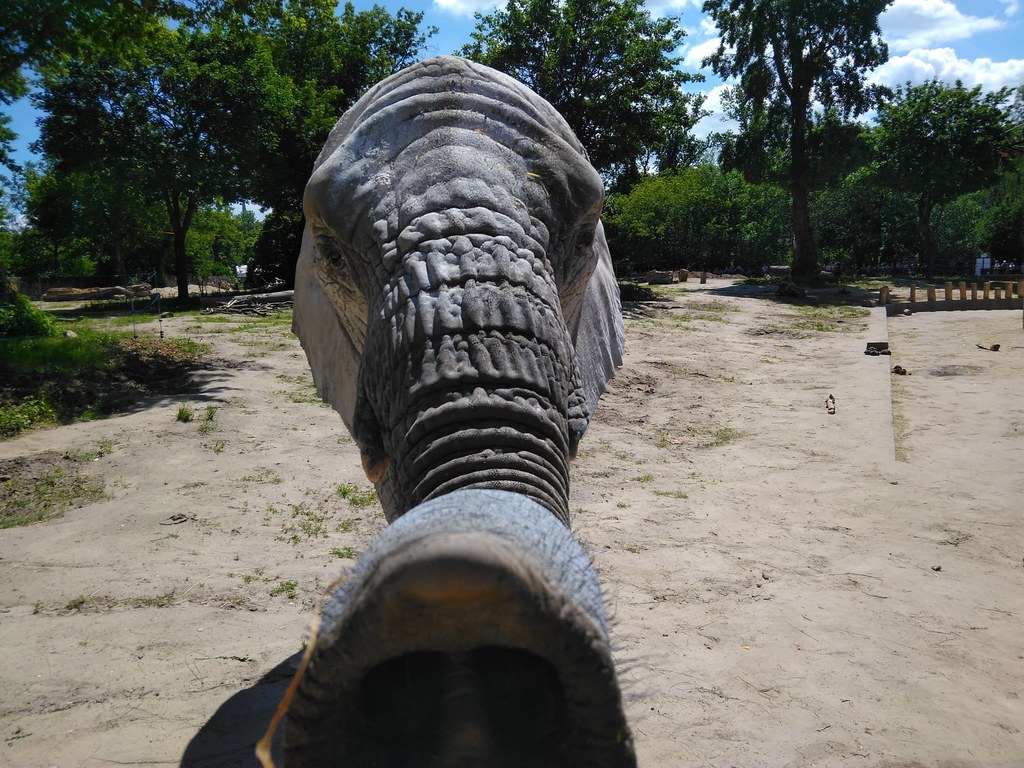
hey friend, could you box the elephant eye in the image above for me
[314,232,347,273]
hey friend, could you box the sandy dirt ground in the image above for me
[1,279,1022,767]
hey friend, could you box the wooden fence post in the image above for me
[958,281,966,300]
[995,286,1003,299]
[909,285,917,303]
[983,281,991,299]
[971,283,978,300]
[944,281,953,301]
[927,285,937,302]
[879,285,890,305]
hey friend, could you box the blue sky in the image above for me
[4,0,1023,169]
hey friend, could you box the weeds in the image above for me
[336,483,378,507]
[1,459,106,528]
[270,580,298,599]
[281,502,329,543]
[176,405,194,422]
[653,490,689,499]
[65,596,87,611]
[330,546,357,559]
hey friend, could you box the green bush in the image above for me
[0,397,57,437]
[0,295,59,339]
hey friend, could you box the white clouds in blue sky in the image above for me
[880,0,1004,51]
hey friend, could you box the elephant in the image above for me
[285,55,633,767]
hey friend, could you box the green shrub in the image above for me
[617,282,658,302]
[0,295,59,339]
[0,397,57,437]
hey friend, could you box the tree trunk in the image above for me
[917,196,937,281]
[166,194,198,302]
[789,103,818,281]
[111,223,126,284]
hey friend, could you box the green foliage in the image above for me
[0,294,59,338]
[1,329,206,435]
[462,0,705,187]
[605,165,789,273]
[244,0,434,282]
[0,0,172,104]
[0,396,57,437]
[869,80,1014,278]
[702,0,892,279]
[812,167,917,275]
[336,483,378,508]
[35,20,292,299]
[616,282,658,302]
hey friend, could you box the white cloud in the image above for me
[880,0,1004,52]
[683,36,721,69]
[690,84,737,140]
[431,0,502,18]
[871,47,1024,90]
[998,0,1019,16]
[645,0,702,17]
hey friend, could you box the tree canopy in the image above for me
[869,80,1015,279]
[703,0,892,279]
[35,22,292,299]
[461,0,706,188]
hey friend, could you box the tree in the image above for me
[869,80,1013,279]
[812,167,916,276]
[604,165,789,273]
[36,22,292,300]
[246,0,433,285]
[703,0,891,279]
[0,0,174,104]
[461,0,705,188]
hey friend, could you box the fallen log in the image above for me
[200,290,294,313]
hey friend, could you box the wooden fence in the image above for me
[881,280,1024,316]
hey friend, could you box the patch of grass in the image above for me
[0,396,58,437]
[330,546,357,559]
[282,502,328,544]
[656,432,669,449]
[336,518,356,533]
[1,331,208,437]
[653,489,689,499]
[617,282,659,302]
[137,590,176,608]
[177,405,194,422]
[625,545,643,554]
[242,568,266,585]
[275,373,324,405]
[336,483,379,508]
[710,427,735,447]
[209,439,226,453]
[65,596,87,611]
[634,473,655,483]
[1,457,106,528]
[240,471,282,485]
[788,304,870,333]
[270,580,298,599]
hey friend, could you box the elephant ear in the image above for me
[571,221,625,425]
[292,227,362,433]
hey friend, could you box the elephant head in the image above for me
[286,56,632,766]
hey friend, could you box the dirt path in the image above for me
[1,282,1022,767]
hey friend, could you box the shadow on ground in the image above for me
[181,652,300,768]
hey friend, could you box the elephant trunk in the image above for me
[356,226,588,524]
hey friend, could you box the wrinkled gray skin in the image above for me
[288,56,632,767]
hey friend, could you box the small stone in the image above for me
[931,565,942,572]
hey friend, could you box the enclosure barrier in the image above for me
[882,279,1024,316]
